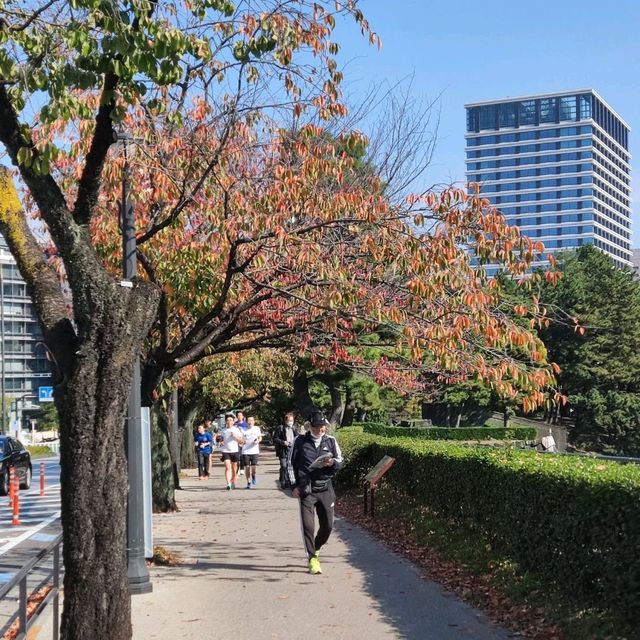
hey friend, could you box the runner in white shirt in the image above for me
[242,416,262,488]
[219,414,245,490]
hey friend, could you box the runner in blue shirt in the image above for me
[194,424,213,480]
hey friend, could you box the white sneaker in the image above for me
[239,469,245,476]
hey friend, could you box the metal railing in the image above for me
[0,532,62,640]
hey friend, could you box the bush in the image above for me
[357,422,536,441]
[336,428,640,627]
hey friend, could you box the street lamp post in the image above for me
[118,130,152,595]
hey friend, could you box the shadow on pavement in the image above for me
[334,517,515,640]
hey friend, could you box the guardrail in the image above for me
[0,532,62,640]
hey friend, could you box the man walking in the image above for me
[287,411,343,575]
[273,412,298,489]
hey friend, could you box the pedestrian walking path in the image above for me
[132,453,514,640]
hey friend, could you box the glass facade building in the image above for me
[0,233,52,427]
[465,90,632,269]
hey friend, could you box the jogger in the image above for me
[194,424,213,479]
[220,414,245,490]
[241,416,262,488]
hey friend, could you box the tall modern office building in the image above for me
[465,90,632,269]
[1,233,52,430]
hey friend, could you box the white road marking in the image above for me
[0,511,61,556]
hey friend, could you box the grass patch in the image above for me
[27,445,55,457]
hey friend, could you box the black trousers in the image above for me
[299,484,335,558]
[197,451,210,477]
[278,456,288,485]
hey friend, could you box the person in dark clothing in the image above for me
[194,424,213,479]
[273,412,298,489]
[287,411,343,575]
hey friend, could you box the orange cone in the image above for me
[12,475,20,526]
[8,467,15,507]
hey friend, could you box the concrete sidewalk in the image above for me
[132,453,514,640]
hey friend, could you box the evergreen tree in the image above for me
[540,246,640,454]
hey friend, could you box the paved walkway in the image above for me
[132,452,514,640]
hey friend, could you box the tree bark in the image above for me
[341,386,356,426]
[151,404,178,513]
[326,379,344,429]
[55,284,159,640]
[293,366,316,420]
[180,404,199,469]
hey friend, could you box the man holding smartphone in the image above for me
[287,411,343,575]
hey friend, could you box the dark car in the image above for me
[0,436,32,495]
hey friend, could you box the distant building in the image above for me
[0,233,52,431]
[465,90,632,270]
[632,249,640,276]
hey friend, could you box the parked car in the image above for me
[0,436,32,495]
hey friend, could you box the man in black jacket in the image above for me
[287,411,343,575]
[273,412,298,488]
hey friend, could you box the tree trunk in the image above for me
[326,380,344,429]
[293,366,316,419]
[151,404,177,512]
[503,406,510,429]
[342,386,356,427]
[455,411,462,428]
[56,293,157,640]
[180,404,199,469]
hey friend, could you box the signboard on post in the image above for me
[363,455,396,517]
[364,455,396,486]
[38,386,54,403]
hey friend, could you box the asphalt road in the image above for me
[0,457,61,635]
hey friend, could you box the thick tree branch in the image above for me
[73,72,118,225]
[0,168,77,375]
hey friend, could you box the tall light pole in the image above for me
[118,129,152,594]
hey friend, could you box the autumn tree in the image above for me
[0,1,377,638]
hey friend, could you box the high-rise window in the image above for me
[479,105,497,130]
[519,100,536,125]
[539,98,557,123]
[499,103,517,128]
[559,96,577,121]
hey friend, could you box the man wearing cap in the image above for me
[287,411,343,575]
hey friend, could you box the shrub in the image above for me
[336,428,640,626]
[358,422,536,441]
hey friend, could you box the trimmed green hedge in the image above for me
[358,422,536,441]
[337,428,640,625]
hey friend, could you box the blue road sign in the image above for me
[38,386,54,402]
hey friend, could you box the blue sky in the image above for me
[335,0,640,244]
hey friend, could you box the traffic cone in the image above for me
[12,475,20,526]
[8,467,15,507]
